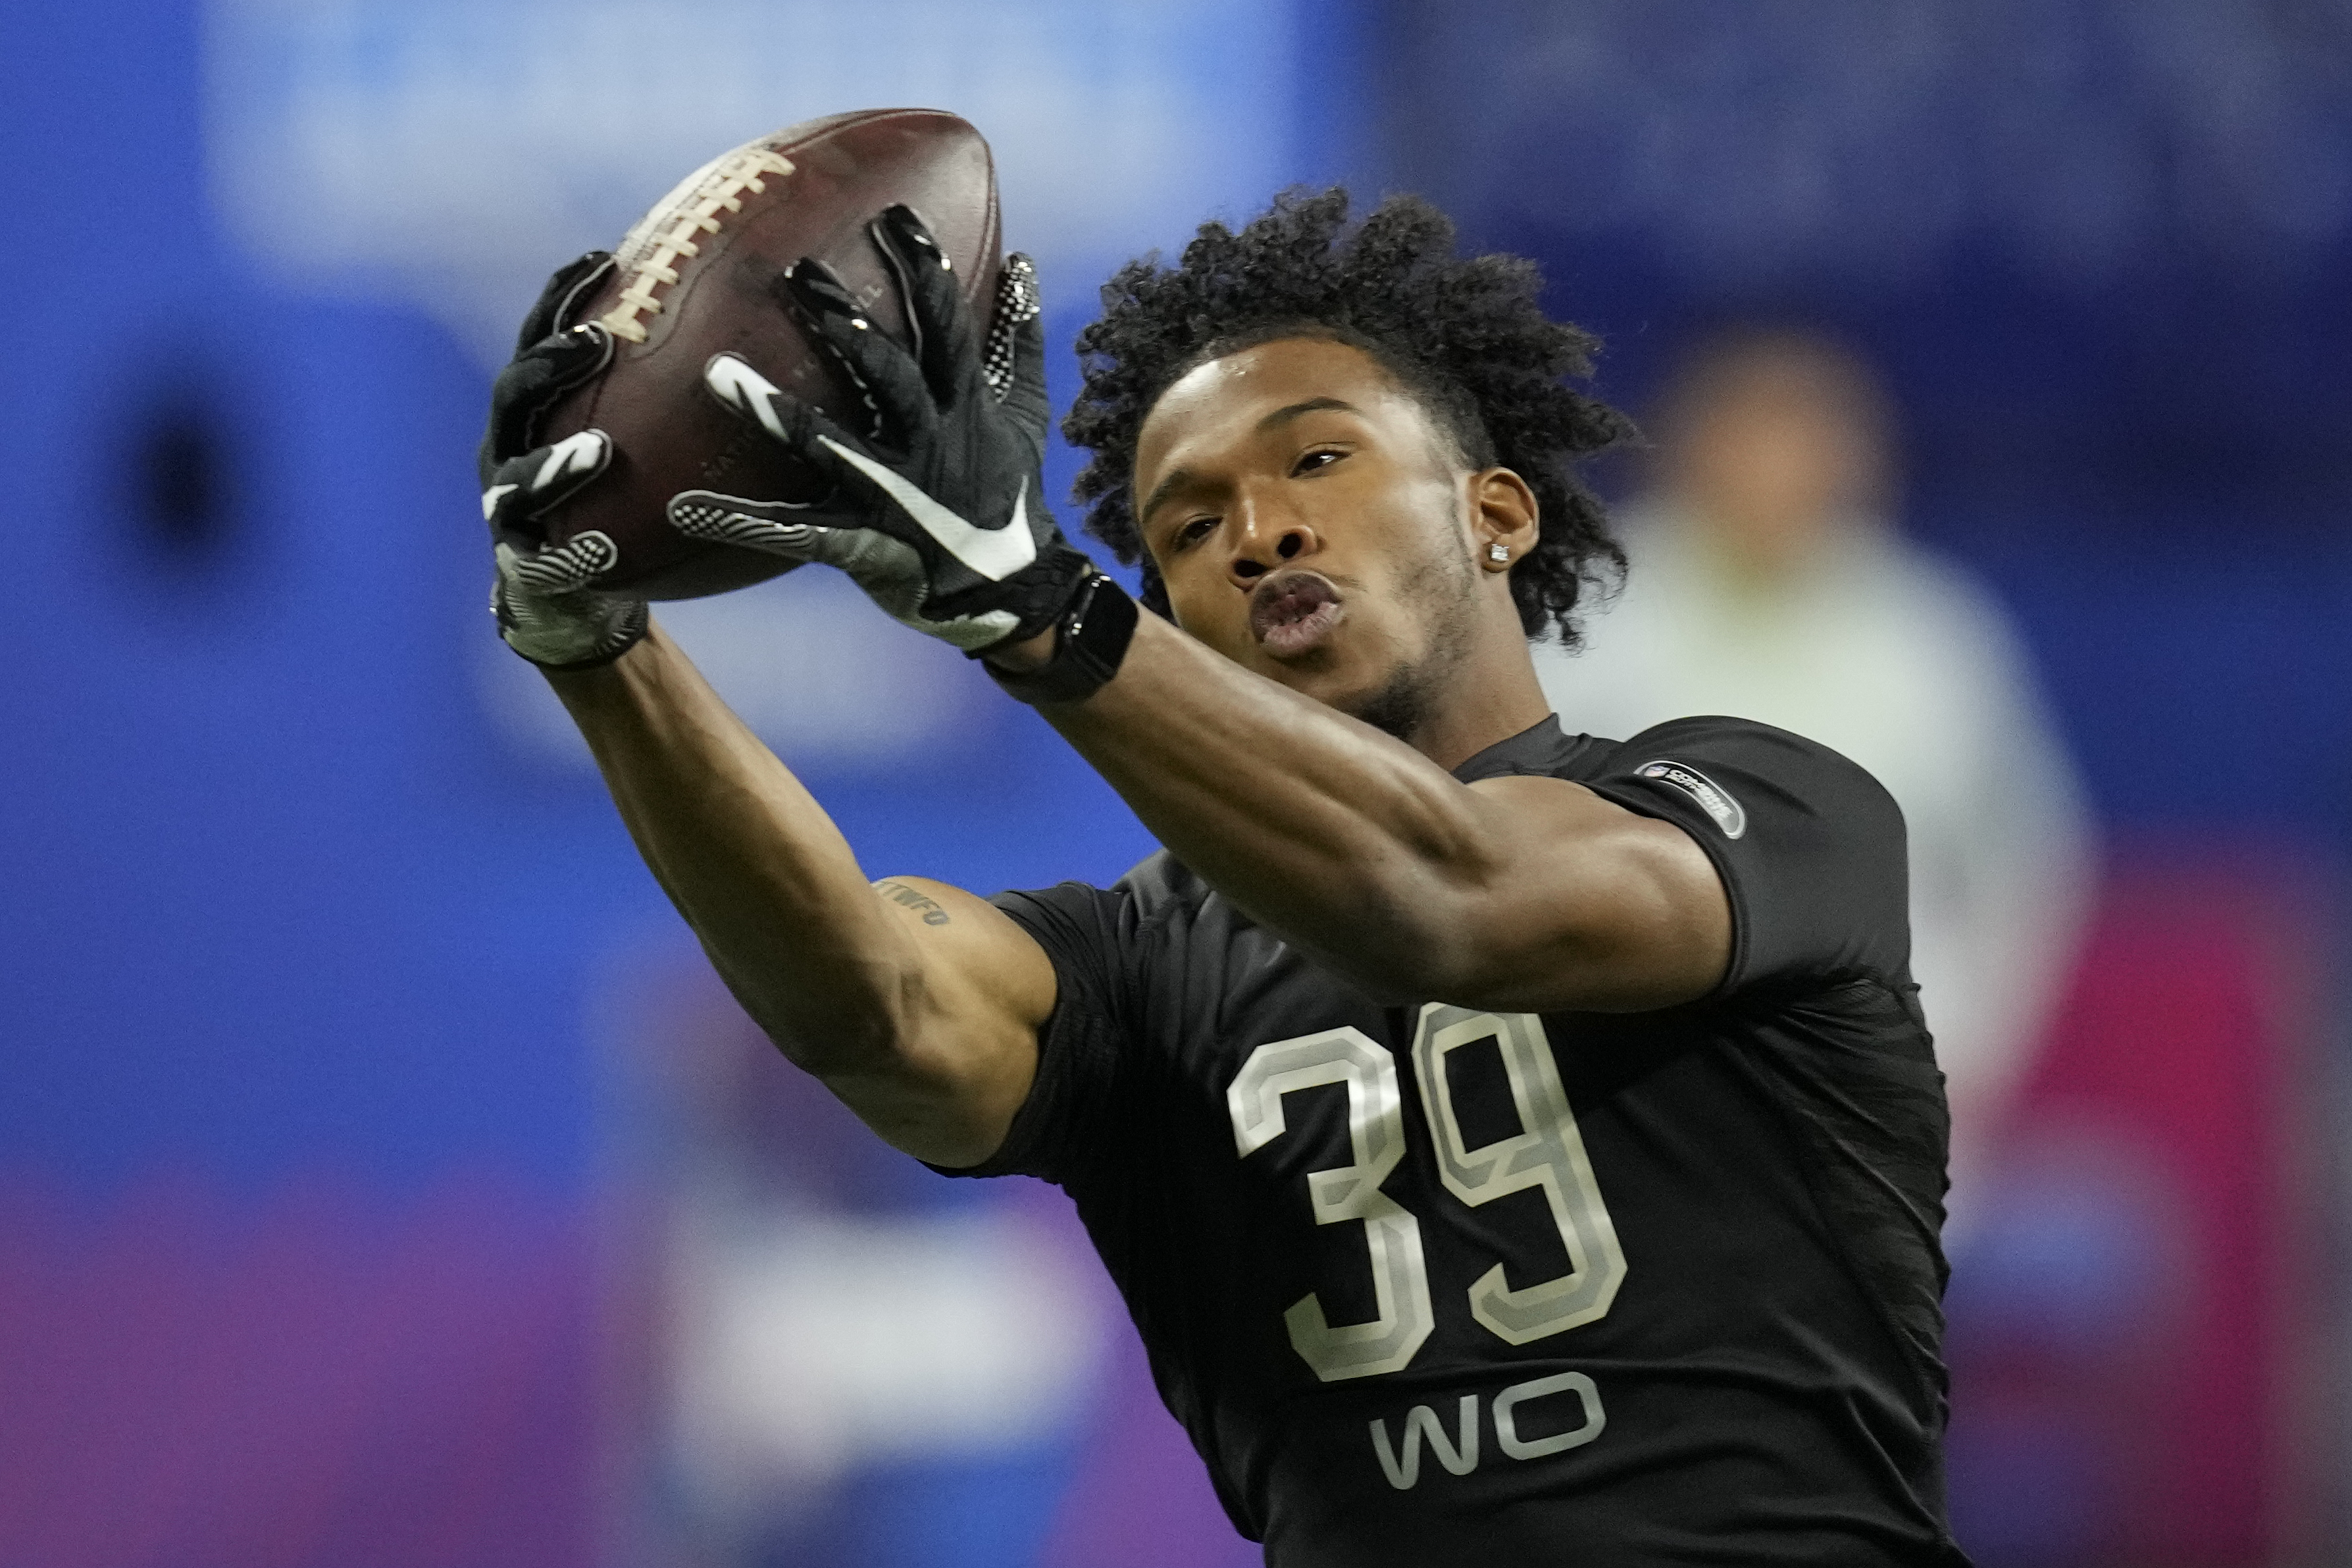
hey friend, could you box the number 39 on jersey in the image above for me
[1225,1005,1628,1383]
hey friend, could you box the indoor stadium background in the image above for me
[4,3,2349,1565]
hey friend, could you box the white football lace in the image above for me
[598,145,796,344]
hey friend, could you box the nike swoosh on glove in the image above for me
[667,206,1096,654]
[478,252,650,670]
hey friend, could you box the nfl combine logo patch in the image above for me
[1635,761,1747,839]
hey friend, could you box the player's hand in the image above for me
[478,253,650,670]
[668,207,1098,653]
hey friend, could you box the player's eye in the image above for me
[1292,446,1348,477]
[1172,515,1219,550]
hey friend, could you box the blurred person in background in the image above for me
[1535,328,2093,1231]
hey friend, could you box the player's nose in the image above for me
[1225,494,1318,586]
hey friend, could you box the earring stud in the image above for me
[1488,543,1510,563]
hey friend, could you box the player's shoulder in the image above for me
[1581,718,1914,992]
[1456,712,1902,843]
[1113,847,1212,910]
[990,850,1212,944]
[1570,719,1900,865]
[1589,714,1901,822]
[1604,711,1866,764]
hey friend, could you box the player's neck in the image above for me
[1400,639,1554,773]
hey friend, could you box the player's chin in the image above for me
[1264,654,1411,727]
[1325,646,1445,741]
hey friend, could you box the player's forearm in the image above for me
[1030,615,1512,992]
[542,623,922,1068]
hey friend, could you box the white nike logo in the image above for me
[536,430,606,487]
[820,438,1039,582]
[705,355,792,442]
[481,484,517,521]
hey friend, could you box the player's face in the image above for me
[1132,337,1498,731]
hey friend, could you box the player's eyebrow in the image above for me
[1138,467,1203,530]
[1141,398,1364,529]
[1254,396,1359,432]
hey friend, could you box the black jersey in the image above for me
[946,716,1968,1567]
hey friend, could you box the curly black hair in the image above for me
[1063,188,1634,644]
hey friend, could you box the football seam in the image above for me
[598,146,797,345]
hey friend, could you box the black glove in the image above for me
[667,206,1098,654]
[478,253,650,670]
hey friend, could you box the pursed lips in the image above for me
[1248,569,1347,658]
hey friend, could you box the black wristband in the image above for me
[984,574,1139,706]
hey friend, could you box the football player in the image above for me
[481,190,1968,1566]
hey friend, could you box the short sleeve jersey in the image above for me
[948,716,1968,1567]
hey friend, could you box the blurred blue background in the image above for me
[1,2,2345,1565]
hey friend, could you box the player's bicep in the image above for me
[823,875,1056,1168]
[870,877,1059,1038]
[1456,775,1731,1013]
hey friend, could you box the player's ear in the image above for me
[1471,467,1539,570]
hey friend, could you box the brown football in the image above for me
[537,109,1002,599]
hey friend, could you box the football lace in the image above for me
[598,146,797,345]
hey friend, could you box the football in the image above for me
[537,109,1003,599]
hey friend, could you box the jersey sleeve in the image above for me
[923,879,1133,1186]
[1580,716,1913,995]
